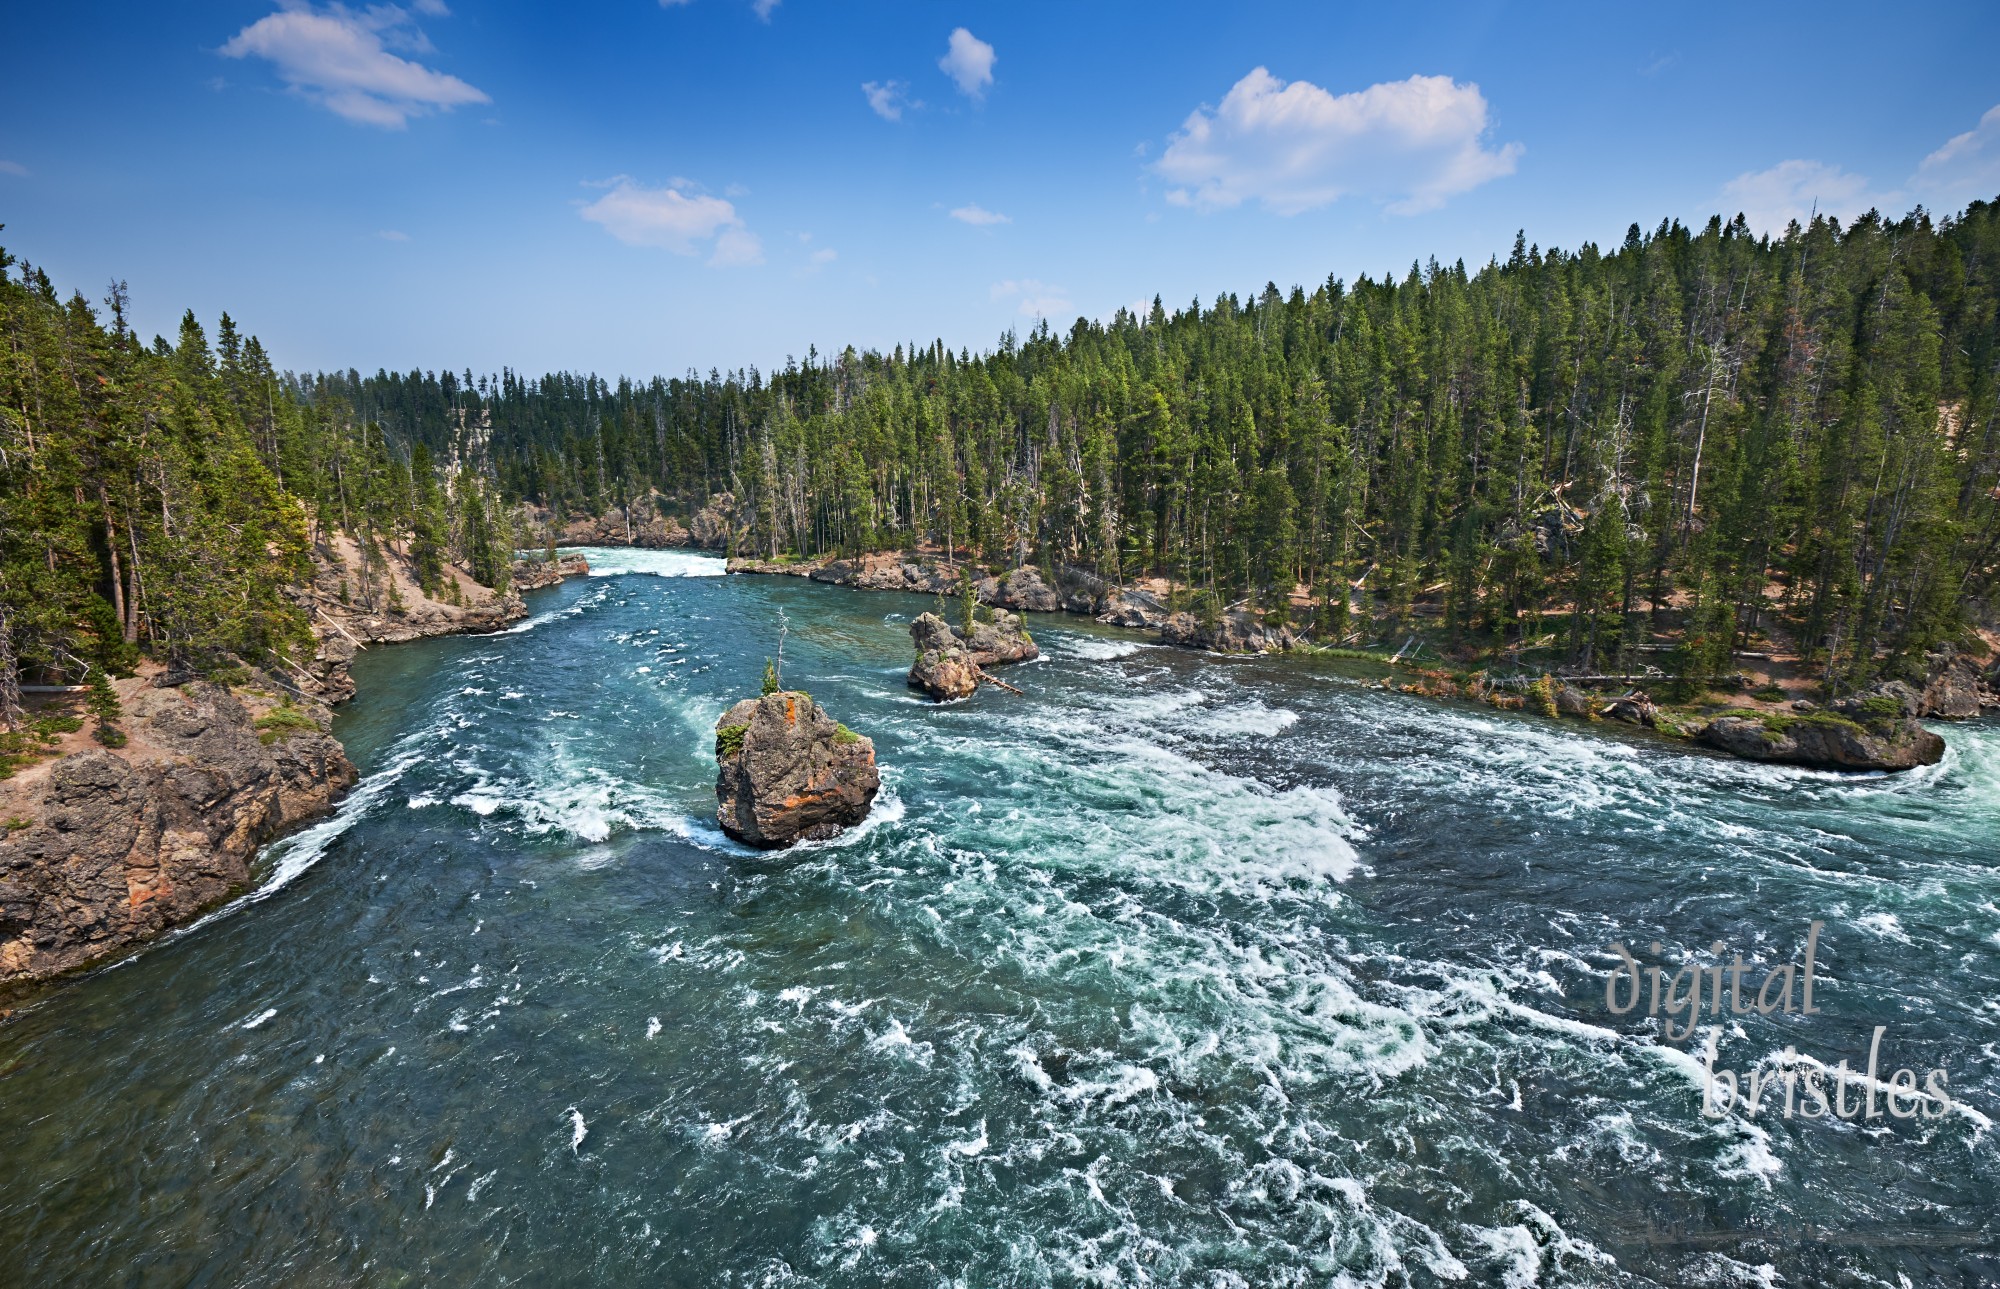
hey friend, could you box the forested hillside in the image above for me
[7,201,2000,722]
[0,233,511,733]
[317,204,2000,693]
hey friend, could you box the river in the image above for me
[2,549,1995,1286]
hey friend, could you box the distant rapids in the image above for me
[1,547,1994,1286]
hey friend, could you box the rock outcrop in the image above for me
[511,553,591,591]
[290,533,547,702]
[1159,609,1300,654]
[907,611,1037,700]
[559,505,691,550]
[908,613,981,700]
[1920,645,1986,719]
[1699,681,1944,771]
[977,566,1062,614]
[962,610,1040,666]
[0,681,357,991]
[688,493,740,550]
[1097,588,1171,630]
[713,691,879,847]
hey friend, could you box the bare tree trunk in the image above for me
[0,610,21,731]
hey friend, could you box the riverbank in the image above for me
[724,546,1982,770]
[0,542,593,997]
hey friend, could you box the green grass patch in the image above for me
[1749,685,1787,702]
[715,723,749,760]
[0,714,89,779]
[833,723,862,746]
[1759,710,1868,741]
[254,703,322,745]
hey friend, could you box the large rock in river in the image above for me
[962,609,1039,666]
[713,691,879,847]
[1699,681,1944,771]
[908,613,980,700]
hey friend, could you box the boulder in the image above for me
[962,609,1039,666]
[909,613,979,700]
[1920,645,1985,719]
[1097,588,1169,630]
[980,566,1062,614]
[713,691,879,847]
[1159,609,1299,654]
[1601,691,1658,726]
[1700,681,1942,771]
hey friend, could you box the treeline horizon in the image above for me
[5,197,1999,725]
[300,199,2000,693]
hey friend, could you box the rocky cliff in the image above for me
[0,537,592,997]
[288,533,533,702]
[0,680,356,992]
[713,691,879,847]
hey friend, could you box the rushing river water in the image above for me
[2,549,1996,1287]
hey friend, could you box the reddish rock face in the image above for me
[713,692,879,848]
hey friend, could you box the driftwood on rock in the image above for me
[907,611,1037,701]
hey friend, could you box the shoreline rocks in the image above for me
[0,682,357,993]
[714,691,879,847]
[1159,608,1300,654]
[511,553,590,591]
[1698,682,1945,771]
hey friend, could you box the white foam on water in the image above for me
[1186,698,1300,737]
[565,546,727,579]
[565,1107,588,1154]
[238,1008,277,1030]
[1058,635,1150,661]
[1855,911,1912,943]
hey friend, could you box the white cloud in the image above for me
[579,177,763,266]
[659,0,694,6]
[1916,104,2000,207]
[220,3,488,129]
[950,203,1011,227]
[377,228,410,241]
[863,80,912,121]
[752,0,780,20]
[411,0,449,14]
[0,160,28,177]
[1720,159,1880,235]
[810,247,837,264]
[1155,68,1521,216]
[939,28,995,99]
[992,278,1070,319]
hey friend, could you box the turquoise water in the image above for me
[1,548,1995,1286]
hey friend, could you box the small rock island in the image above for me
[713,690,879,847]
[908,609,1038,701]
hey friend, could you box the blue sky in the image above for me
[4,2,1998,378]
